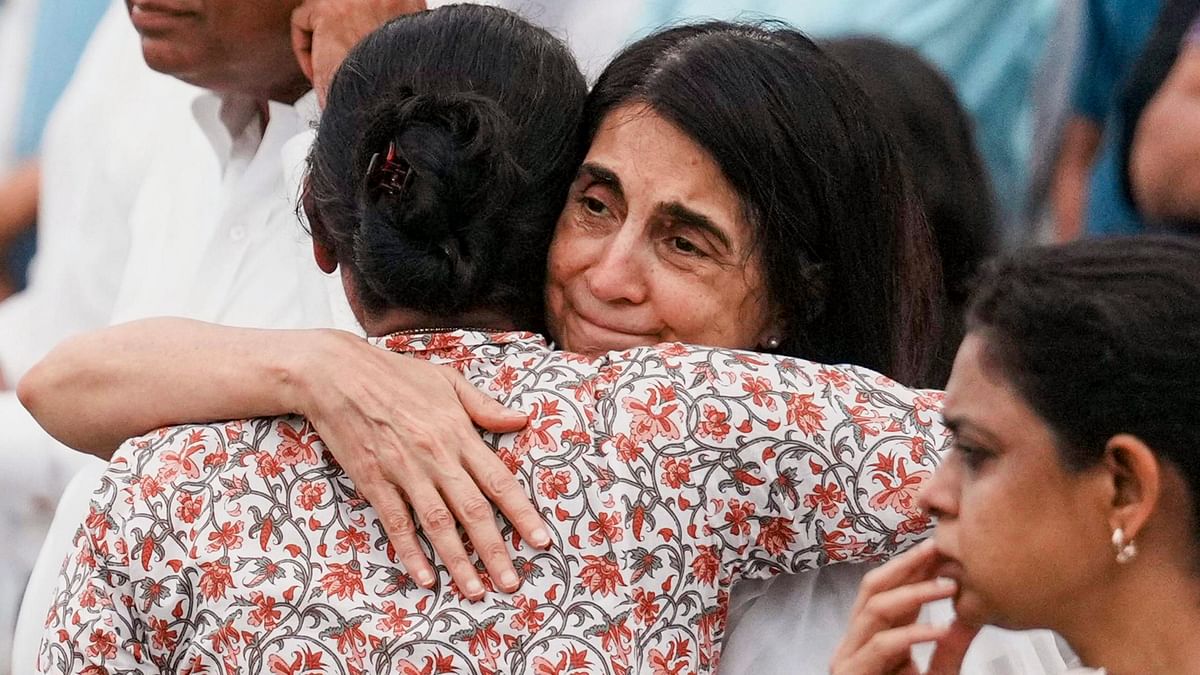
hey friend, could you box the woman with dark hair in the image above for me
[825,37,998,385]
[36,9,944,671]
[25,17,968,672]
[833,235,1200,674]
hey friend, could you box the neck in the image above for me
[1058,559,1200,674]
[361,308,519,339]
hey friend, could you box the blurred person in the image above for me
[638,0,1056,246]
[1076,0,1200,236]
[1049,0,1161,241]
[36,11,941,670]
[831,236,1200,675]
[0,0,110,296]
[826,36,997,386]
[1130,11,1200,228]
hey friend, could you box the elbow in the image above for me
[16,358,51,420]
[16,335,85,422]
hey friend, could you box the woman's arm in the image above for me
[17,318,550,595]
[18,318,330,455]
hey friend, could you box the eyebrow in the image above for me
[942,415,1001,446]
[578,162,625,203]
[659,202,734,252]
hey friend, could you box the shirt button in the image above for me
[230,225,247,241]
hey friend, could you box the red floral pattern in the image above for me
[39,331,946,674]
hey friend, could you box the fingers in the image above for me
[402,480,488,601]
[289,2,315,84]
[833,622,952,675]
[465,447,551,549]
[439,472,522,594]
[841,578,958,654]
[449,373,528,432]
[365,482,436,588]
[853,540,943,615]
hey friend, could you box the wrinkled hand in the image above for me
[291,0,427,107]
[831,540,980,675]
[296,331,548,600]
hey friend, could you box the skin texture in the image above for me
[126,0,309,102]
[1051,116,1102,241]
[921,334,1116,626]
[546,104,779,357]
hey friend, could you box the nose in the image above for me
[583,226,648,305]
[917,453,961,521]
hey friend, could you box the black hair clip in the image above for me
[365,141,413,198]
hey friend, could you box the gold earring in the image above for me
[1112,527,1138,564]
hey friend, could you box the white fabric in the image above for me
[719,568,1073,674]
[0,0,38,170]
[428,0,644,81]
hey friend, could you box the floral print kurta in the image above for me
[39,330,945,674]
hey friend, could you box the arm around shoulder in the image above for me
[17,317,354,457]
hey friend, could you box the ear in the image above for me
[1102,433,1161,541]
[755,302,788,352]
[303,183,339,274]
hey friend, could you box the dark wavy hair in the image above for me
[585,22,945,386]
[306,4,587,331]
[968,236,1200,522]
[825,36,997,385]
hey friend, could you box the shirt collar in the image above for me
[368,329,549,366]
[190,88,317,169]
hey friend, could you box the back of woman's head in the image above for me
[826,36,997,384]
[968,236,1200,507]
[586,22,944,386]
[307,5,587,330]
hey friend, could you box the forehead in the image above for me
[944,334,1051,446]
[585,104,749,231]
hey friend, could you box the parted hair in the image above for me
[306,4,587,330]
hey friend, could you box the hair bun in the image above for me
[352,92,525,311]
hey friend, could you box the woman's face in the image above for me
[545,104,777,356]
[919,333,1114,629]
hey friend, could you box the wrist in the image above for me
[275,328,355,416]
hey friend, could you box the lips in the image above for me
[560,307,660,355]
[128,1,198,34]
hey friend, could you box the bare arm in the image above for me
[17,318,549,597]
[1050,116,1103,241]
[1131,44,1200,225]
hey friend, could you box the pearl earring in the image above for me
[1112,527,1138,564]
[764,337,781,350]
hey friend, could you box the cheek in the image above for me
[656,273,766,348]
[953,471,1101,626]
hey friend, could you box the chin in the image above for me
[139,40,205,83]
